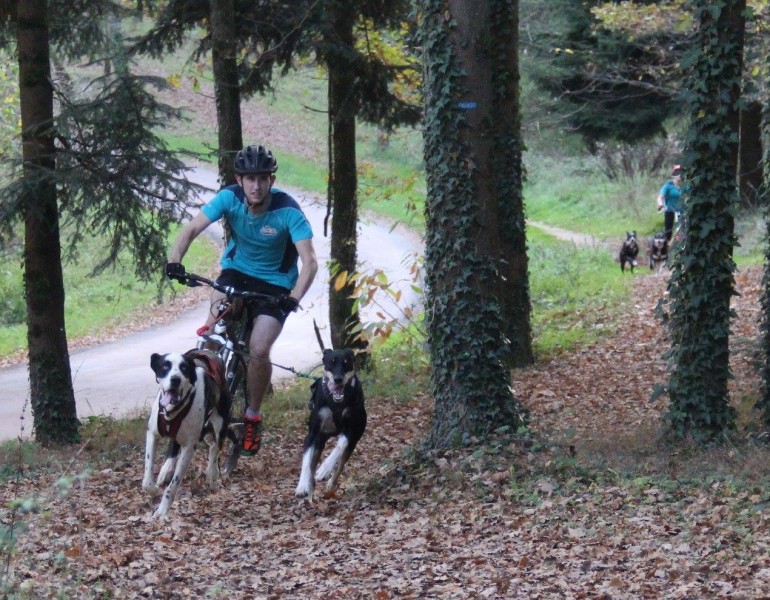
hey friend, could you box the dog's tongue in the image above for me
[160,390,178,407]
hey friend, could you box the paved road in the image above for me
[0,168,423,441]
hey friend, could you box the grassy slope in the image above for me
[0,227,218,358]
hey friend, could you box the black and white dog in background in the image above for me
[648,231,669,273]
[619,230,640,273]
[143,350,230,519]
[295,348,367,499]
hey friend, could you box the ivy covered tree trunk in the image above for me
[419,0,525,450]
[756,105,770,423]
[665,0,744,441]
[210,0,242,188]
[327,3,367,358]
[17,0,79,444]
[488,0,532,368]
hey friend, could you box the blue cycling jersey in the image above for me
[201,185,313,290]
[659,180,683,214]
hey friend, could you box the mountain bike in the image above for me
[175,271,280,477]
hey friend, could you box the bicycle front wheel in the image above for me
[219,355,248,477]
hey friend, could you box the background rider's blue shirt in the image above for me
[659,180,683,214]
[201,185,313,290]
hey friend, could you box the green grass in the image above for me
[524,153,663,239]
[0,225,218,358]
[527,227,631,357]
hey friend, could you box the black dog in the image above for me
[619,231,640,273]
[648,231,668,273]
[295,348,366,499]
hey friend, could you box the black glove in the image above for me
[279,295,299,314]
[165,262,186,281]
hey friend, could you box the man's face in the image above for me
[238,173,274,208]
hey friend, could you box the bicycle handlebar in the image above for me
[176,272,280,306]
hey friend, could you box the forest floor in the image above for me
[5,62,770,598]
[3,267,770,599]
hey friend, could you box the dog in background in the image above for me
[295,348,367,499]
[619,231,640,273]
[143,350,230,519]
[648,231,668,274]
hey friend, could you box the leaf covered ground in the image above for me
[3,268,770,598]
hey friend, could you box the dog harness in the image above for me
[157,350,228,439]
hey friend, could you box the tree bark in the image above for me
[210,0,242,188]
[666,0,745,440]
[420,0,525,449]
[738,101,763,208]
[327,3,367,359]
[17,0,79,444]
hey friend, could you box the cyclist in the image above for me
[166,145,318,455]
[656,165,685,243]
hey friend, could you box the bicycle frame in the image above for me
[176,271,280,474]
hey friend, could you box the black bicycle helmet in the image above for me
[234,145,278,175]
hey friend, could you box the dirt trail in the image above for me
[528,220,616,251]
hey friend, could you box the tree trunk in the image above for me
[758,103,770,424]
[17,0,79,444]
[666,0,745,440]
[326,5,367,359]
[487,0,533,368]
[738,101,763,209]
[420,0,525,450]
[210,0,242,188]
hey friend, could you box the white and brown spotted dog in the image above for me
[295,348,367,499]
[143,349,230,519]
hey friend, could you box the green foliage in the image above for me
[663,0,744,441]
[0,224,218,360]
[0,50,19,161]
[0,260,24,327]
[0,17,201,283]
[133,1,422,130]
[525,154,664,238]
[523,0,686,145]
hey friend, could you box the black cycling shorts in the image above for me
[215,268,291,325]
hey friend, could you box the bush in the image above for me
[0,264,24,326]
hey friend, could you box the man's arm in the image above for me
[169,212,213,263]
[291,238,318,302]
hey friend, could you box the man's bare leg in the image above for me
[245,314,283,416]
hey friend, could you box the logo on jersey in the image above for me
[260,225,278,237]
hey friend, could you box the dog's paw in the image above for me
[152,508,170,520]
[142,483,162,498]
[295,482,313,499]
[314,463,333,482]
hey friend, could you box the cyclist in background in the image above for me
[657,165,685,243]
[165,145,318,456]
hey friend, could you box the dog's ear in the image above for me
[150,353,164,374]
[323,348,333,361]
